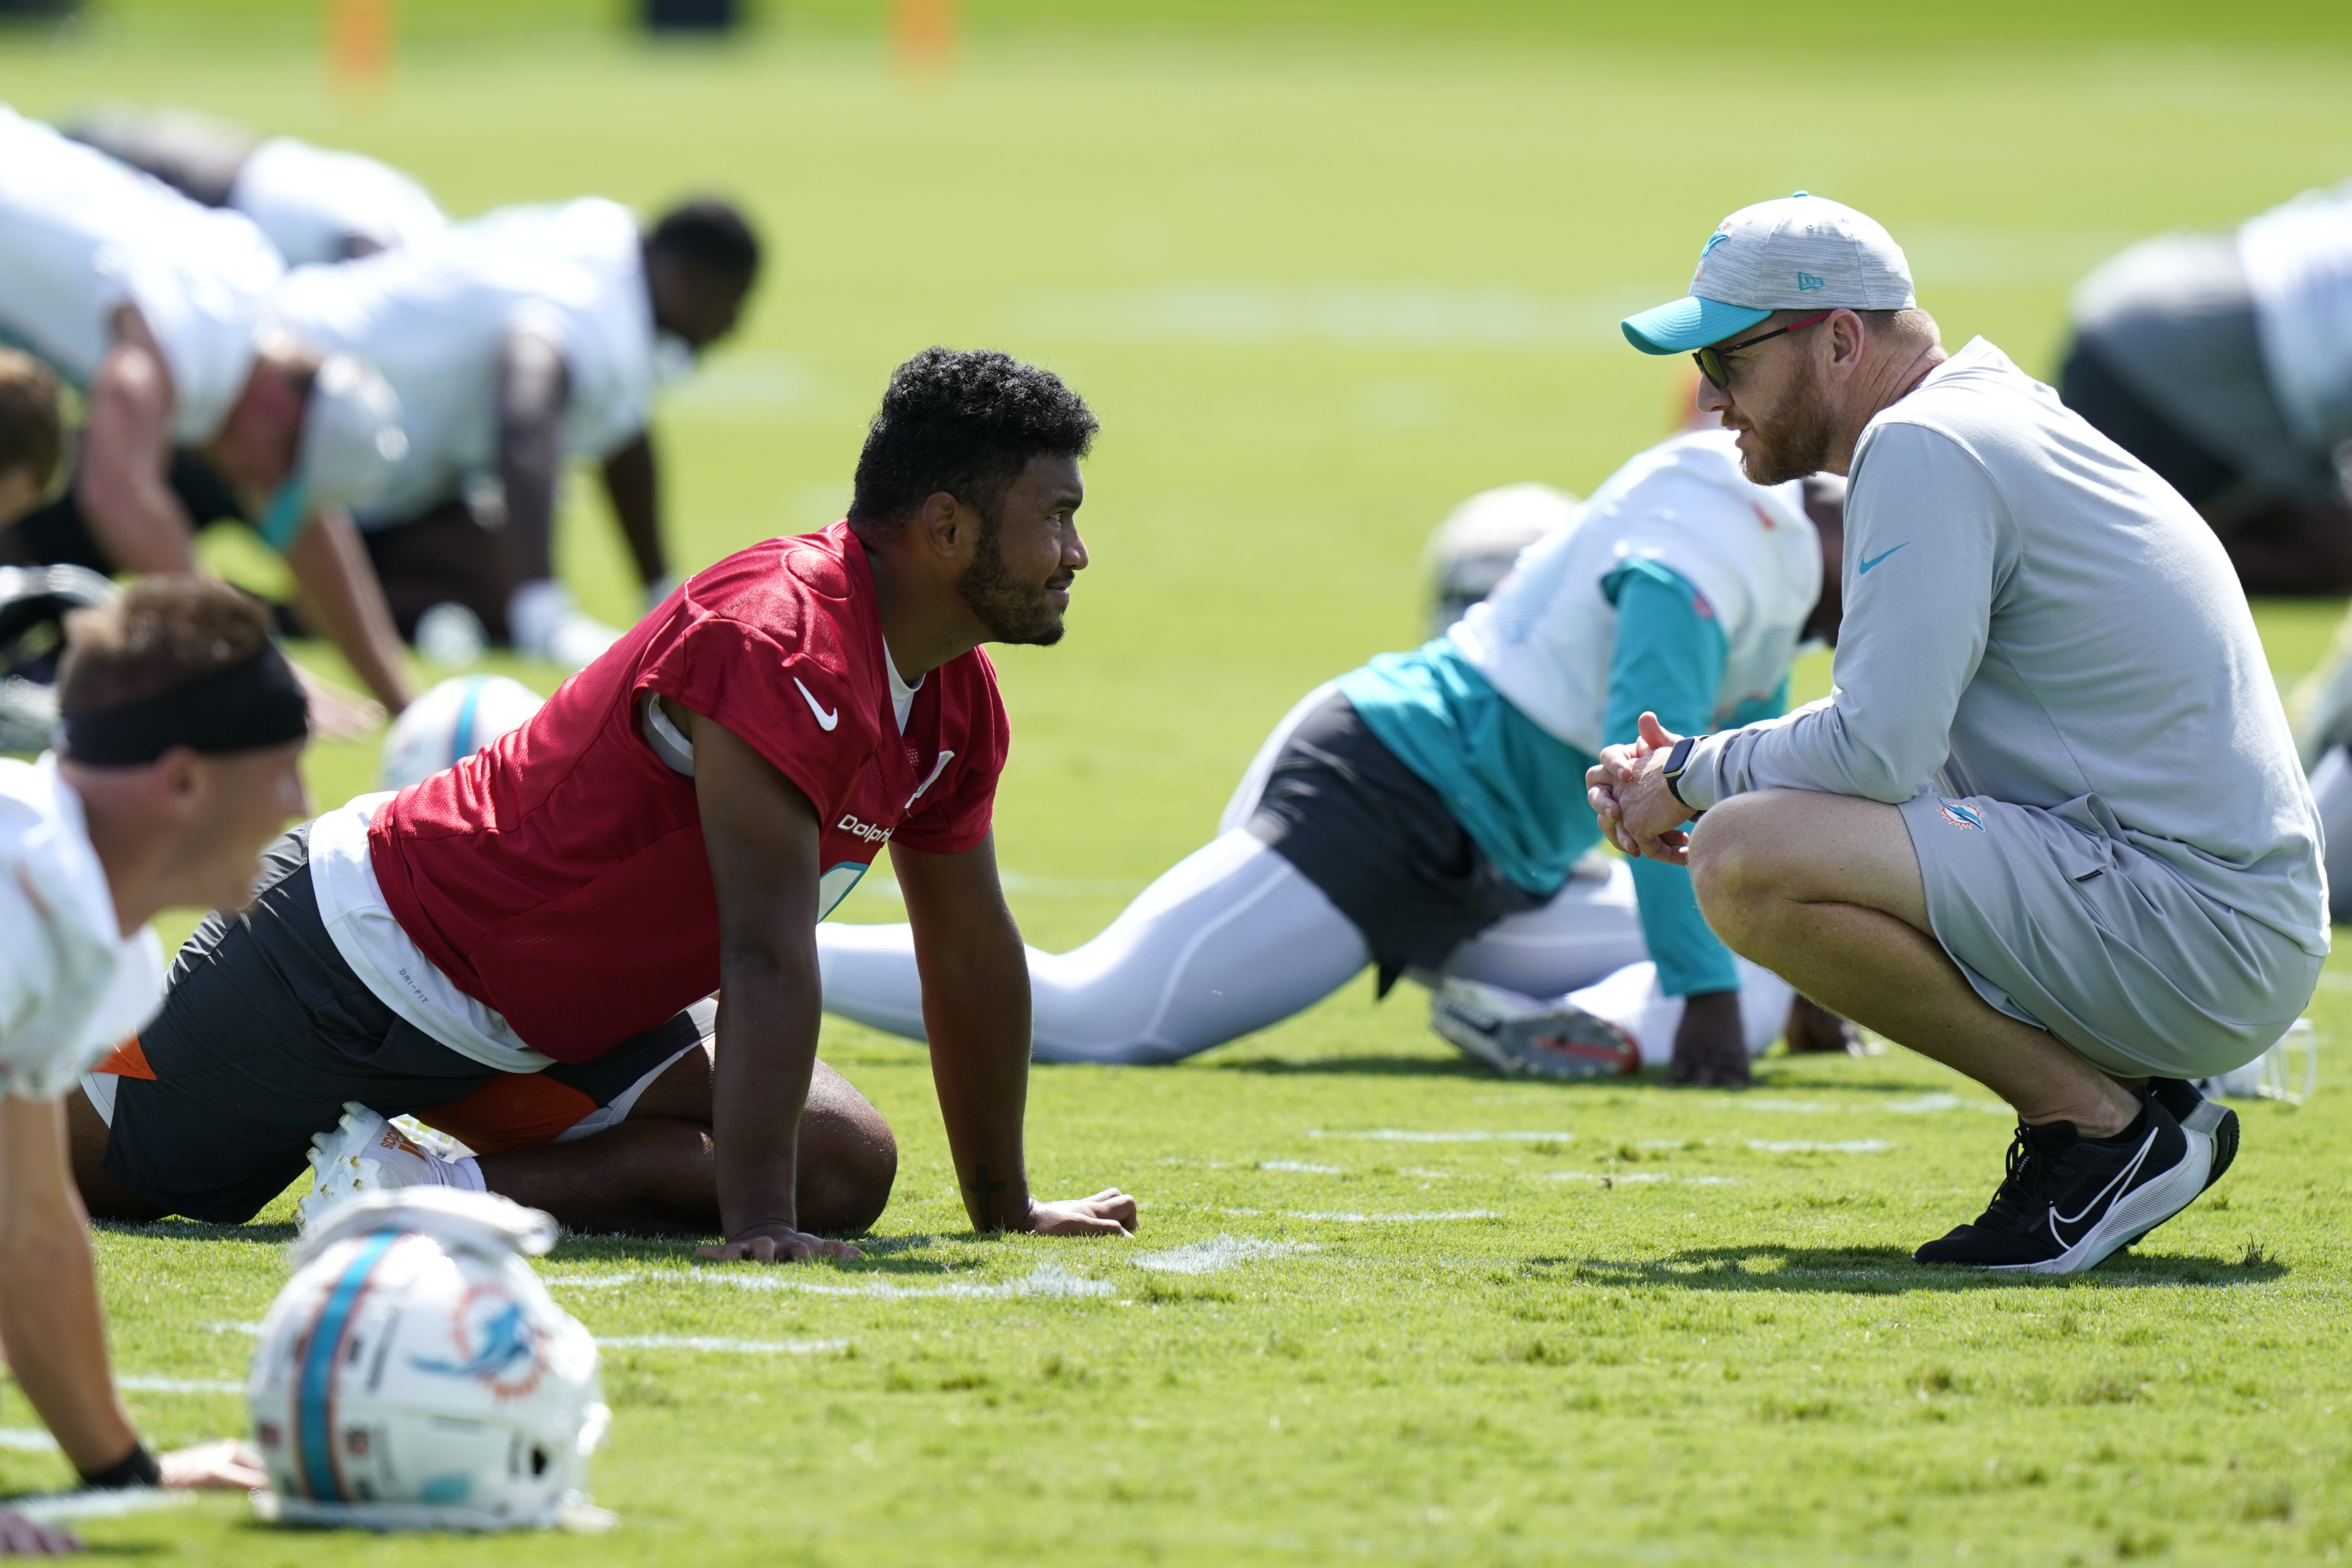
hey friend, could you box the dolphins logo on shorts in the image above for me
[1937,798,1986,831]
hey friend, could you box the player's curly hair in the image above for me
[847,348,1097,533]
[647,198,761,281]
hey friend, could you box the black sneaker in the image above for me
[2146,1077,2238,1192]
[1913,1098,2209,1274]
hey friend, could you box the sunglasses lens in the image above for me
[1694,349,1726,389]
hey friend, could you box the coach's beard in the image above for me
[1736,354,1840,487]
[956,518,1069,646]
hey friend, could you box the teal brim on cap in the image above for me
[1620,295,1773,355]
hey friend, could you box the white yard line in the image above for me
[1308,1129,1576,1143]
[1132,1236,1320,1275]
[1289,1210,1498,1222]
[10,1488,194,1525]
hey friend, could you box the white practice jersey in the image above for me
[228,136,450,268]
[270,198,656,527]
[1445,428,1821,758]
[0,757,166,1101]
[0,105,282,444]
[2240,178,2352,454]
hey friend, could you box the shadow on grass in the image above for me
[544,1232,1066,1280]
[1208,1056,1971,1092]
[1211,1054,1534,1079]
[0,1525,165,1556]
[1526,1243,2287,1293]
[91,1218,296,1246]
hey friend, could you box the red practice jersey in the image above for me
[369,523,1008,1063]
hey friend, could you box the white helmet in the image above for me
[247,1189,610,1532]
[379,674,545,790]
[1421,482,1581,637]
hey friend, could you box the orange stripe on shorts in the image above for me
[92,1035,156,1080]
[410,1073,598,1157]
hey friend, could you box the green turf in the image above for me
[5,6,2352,1563]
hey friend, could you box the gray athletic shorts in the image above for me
[1899,789,2322,1079]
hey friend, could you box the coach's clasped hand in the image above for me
[1587,711,1699,865]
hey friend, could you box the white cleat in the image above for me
[297,1102,480,1236]
[1429,977,1640,1081]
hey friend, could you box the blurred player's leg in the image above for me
[1430,855,1647,996]
[2310,743,2352,924]
[818,830,1370,1065]
[358,498,521,643]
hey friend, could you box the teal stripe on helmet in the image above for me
[294,1228,400,1502]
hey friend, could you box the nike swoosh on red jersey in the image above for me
[793,677,838,732]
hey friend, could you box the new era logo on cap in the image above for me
[1622,192,1917,355]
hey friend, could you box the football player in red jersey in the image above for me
[69,348,1138,1261]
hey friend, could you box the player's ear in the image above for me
[916,490,967,560]
[148,746,209,826]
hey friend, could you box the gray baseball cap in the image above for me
[256,352,407,548]
[1622,193,1915,355]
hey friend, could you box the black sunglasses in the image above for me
[1691,310,1834,391]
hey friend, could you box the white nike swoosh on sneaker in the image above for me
[794,677,839,732]
[2045,1126,2160,1253]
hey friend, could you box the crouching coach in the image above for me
[1591,195,2325,1275]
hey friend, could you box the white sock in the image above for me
[375,1118,487,1192]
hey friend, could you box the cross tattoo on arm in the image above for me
[962,1164,1010,1228]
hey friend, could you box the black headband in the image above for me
[58,644,310,766]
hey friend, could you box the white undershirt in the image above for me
[886,649,921,733]
[306,793,552,1072]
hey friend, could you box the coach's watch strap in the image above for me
[1661,735,1699,812]
[79,1439,161,1491]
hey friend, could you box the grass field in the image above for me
[4,3,2352,1562]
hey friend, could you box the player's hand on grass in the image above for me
[1668,990,1752,1088]
[1784,995,1863,1054]
[697,1222,864,1264]
[1022,1189,1138,1236]
[0,1510,80,1556]
[157,1439,268,1491]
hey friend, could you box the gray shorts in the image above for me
[1899,790,2321,1079]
